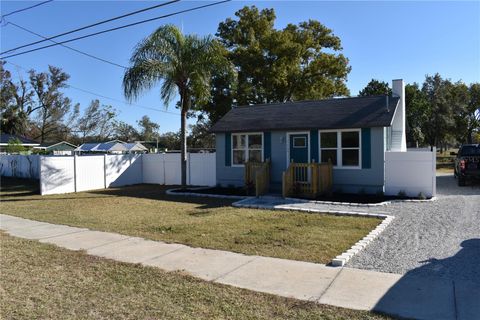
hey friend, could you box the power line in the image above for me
[1,0,179,55]
[0,0,53,21]
[6,21,127,69]
[0,0,231,59]
[4,61,181,116]
[68,85,180,116]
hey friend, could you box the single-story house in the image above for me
[75,140,148,154]
[124,142,149,153]
[0,133,40,154]
[33,141,78,155]
[210,79,407,194]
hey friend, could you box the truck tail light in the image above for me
[460,159,466,170]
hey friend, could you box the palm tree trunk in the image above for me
[180,107,187,187]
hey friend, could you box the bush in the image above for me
[397,190,407,198]
[418,192,426,200]
[6,138,26,154]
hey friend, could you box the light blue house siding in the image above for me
[216,127,386,194]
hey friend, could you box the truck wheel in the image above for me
[458,177,466,186]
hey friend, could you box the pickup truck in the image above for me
[453,144,480,186]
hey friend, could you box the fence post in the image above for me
[39,156,44,195]
[432,147,436,196]
[312,160,318,196]
[104,154,107,188]
[73,154,77,193]
[187,152,191,185]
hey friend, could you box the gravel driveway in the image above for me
[348,173,480,284]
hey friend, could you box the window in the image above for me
[320,132,337,165]
[232,133,263,165]
[341,131,360,166]
[319,130,361,168]
[293,137,306,148]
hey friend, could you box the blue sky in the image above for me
[1,1,479,134]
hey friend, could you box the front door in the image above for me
[289,134,309,163]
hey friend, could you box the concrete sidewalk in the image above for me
[1,214,477,320]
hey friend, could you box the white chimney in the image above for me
[391,79,407,152]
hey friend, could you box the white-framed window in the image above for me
[319,131,338,165]
[232,133,263,166]
[319,129,361,168]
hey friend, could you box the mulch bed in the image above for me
[170,187,422,203]
[170,186,249,196]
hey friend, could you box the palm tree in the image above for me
[123,25,225,187]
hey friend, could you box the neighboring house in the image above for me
[210,79,407,194]
[75,140,148,154]
[33,141,78,155]
[0,133,40,154]
[124,142,149,153]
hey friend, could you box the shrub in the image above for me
[418,192,426,200]
[6,138,26,154]
[397,190,407,198]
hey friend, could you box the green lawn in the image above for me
[0,177,380,264]
[0,233,392,320]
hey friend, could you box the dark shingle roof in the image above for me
[0,133,39,145]
[210,95,399,133]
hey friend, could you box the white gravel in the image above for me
[348,174,480,284]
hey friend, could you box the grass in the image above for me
[0,177,380,264]
[0,233,392,319]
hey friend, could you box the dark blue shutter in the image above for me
[361,128,371,169]
[264,132,271,161]
[310,130,319,162]
[225,133,231,166]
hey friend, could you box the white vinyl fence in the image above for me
[38,153,216,195]
[385,149,436,197]
[0,155,40,179]
[142,153,216,186]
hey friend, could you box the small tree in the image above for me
[6,137,26,154]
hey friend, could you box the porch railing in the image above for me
[282,160,333,198]
[244,159,270,197]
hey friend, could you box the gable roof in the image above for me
[36,141,78,149]
[0,133,40,146]
[210,95,399,133]
[75,141,127,152]
[124,142,148,152]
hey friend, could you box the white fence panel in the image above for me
[106,154,142,187]
[0,155,40,179]
[142,154,165,184]
[75,155,105,192]
[164,153,181,185]
[35,152,217,195]
[385,149,436,197]
[40,156,75,195]
[188,153,216,186]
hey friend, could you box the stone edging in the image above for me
[285,196,437,207]
[232,198,395,267]
[166,188,252,200]
[167,188,436,207]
